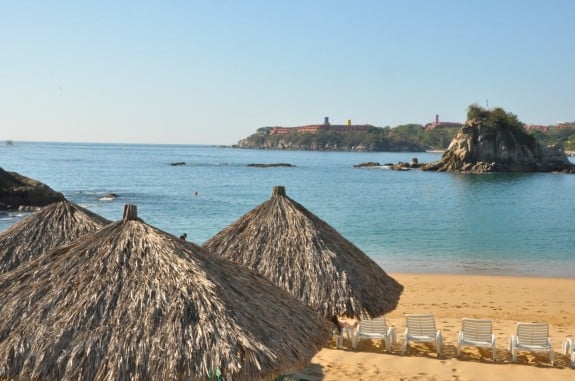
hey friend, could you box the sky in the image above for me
[1,1,575,145]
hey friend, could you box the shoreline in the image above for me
[299,272,575,380]
[374,257,575,280]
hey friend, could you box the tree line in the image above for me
[242,107,575,152]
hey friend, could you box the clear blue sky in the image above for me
[2,1,574,145]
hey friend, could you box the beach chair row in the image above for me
[334,314,575,367]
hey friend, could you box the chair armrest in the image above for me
[387,326,397,344]
[435,330,442,341]
[510,335,517,351]
[563,338,573,355]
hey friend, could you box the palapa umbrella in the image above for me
[0,204,331,381]
[0,200,110,273]
[204,186,404,320]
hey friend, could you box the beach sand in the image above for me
[297,273,575,380]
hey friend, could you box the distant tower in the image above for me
[347,119,351,126]
[434,114,439,126]
[324,117,330,126]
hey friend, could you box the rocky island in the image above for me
[422,105,575,173]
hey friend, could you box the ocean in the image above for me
[1,142,574,278]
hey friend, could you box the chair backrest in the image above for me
[359,316,387,334]
[516,322,549,346]
[405,314,437,336]
[461,318,493,342]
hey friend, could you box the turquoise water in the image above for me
[1,142,574,277]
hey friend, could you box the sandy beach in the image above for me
[298,273,575,380]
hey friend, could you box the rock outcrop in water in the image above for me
[421,105,575,173]
[0,167,66,210]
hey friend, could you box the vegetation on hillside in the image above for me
[238,124,459,151]
[238,105,575,152]
[466,104,537,149]
[467,104,575,151]
[529,123,575,151]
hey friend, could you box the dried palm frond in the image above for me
[0,200,110,273]
[0,204,330,381]
[204,186,403,319]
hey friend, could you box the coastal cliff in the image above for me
[235,128,426,152]
[422,105,575,173]
[0,167,66,210]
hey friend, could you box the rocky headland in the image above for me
[421,106,575,173]
[0,167,66,210]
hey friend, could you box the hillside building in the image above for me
[269,117,373,135]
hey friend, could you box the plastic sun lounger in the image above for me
[457,318,496,361]
[509,322,554,366]
[402,313,442,355]
[332,320,356,349]
[352,315,396,352]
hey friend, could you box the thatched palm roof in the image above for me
[0,204,331,381]
[204,186,403,320]
[0,200,110,274]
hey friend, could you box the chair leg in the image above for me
[564,339,575,367]
[509,337,516,363]
[389,328,397,345]
[436,333,443,356]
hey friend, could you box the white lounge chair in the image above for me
[509,322,554,366]
[563,337,574,368]
[402,314,442,355]
[457,318,496,360]
[352,316,396,352]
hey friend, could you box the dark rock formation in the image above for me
[422,119,575,173]
[247,163,294,168]
[235,134,426,152]
[99,193,119,201]
[353,160,422,170]
[0,167,66,210]
[353,162,381,168]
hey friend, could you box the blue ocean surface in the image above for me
[1,142,574,277]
